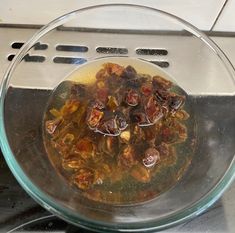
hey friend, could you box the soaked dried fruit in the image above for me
[70,84,87,98]
[152,75,172,89]
[145,96,163,124]
[141,83,152,96]
[73,169,94,190]
[45,118,62,134]
[142,148,160,168]
[156,143,170,157]
[120,130,130,144]
[131,164,151,183]
[86,108,104,128]
[61,99,80,116]
[118,145,137,168]
[62,158,85,170]
[175,110,190,120]
[168,94,185,111]
[97,118,120,136]
[107,96,119,111]
[125,89,140,106]
[44,61,193,204]
[104,63,124,76]
[75,138,94,159]
[122,65,137,79]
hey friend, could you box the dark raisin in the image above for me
[130,109,148,126]
[125,78,141,88]
[115,111,128,130]
[70,84,87,98]
[145,96,163,123]
[168,95,185,111]
[155,89,170,103]
[125,89,140,106]
[152,75,172,89]
[97,118,120,136]
[122,65,137,79]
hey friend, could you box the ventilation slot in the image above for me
[8,54,15,61]
[53,57,87,64]
[23,54,45,62]
[56,45,88,52]
[150,61,169,68]
[11,42,48,50]
[11,42,24,49]
[136,48,168,56]
[96,47,128,54]
[34,42,48,50]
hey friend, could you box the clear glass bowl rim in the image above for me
[0,3,235,232]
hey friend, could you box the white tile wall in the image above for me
[0,0,226,31]
[213,0,235,31]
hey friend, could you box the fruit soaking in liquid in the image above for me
[43,58,196,204]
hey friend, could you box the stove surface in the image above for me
[0,25,235,233]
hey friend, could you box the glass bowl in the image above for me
[1,4,235,232]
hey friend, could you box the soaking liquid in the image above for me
[43,57,196,204]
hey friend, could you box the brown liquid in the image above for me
[43,58,196,204]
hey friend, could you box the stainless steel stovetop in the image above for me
[0,25,234,233]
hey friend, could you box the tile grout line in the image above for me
[210,0,229,31]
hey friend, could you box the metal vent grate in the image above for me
[6,38,169,67]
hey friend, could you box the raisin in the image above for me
[142,147,160,168]
[168,94,185,111]
[122,65,137,79]
[152,75,172,89]
[86,108,104,129]
[125,89,140,106]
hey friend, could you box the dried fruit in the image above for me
[152,75,172,90]
[142,148,160,168]
[168,94,185,111]
[122,65,137,79]
[115,111,128,130]
[141,83,152,96]
[174,110,189,120]
[120,130,130,144]
[70,83,86,98]
[62,133,74,145]
[44,61,191,203]
[90,100,105,110]
[61,99,80,116]
[99,136,118,155]
[49,108,61,118]
[73,169,94,190]
[97,118,120,136]
[125,89,139,106]
[62,158,85,170]
[130,109,148,126]
[45,118,62,134]
[118,145,137,168]
[96,87,108,103]
[107,96,119,111]
[86,108,104,128]
[96,81,105,89]
[145,96,163,124]
[103,63,124,76]
[75,138,94,159]
[131,164,150,183]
